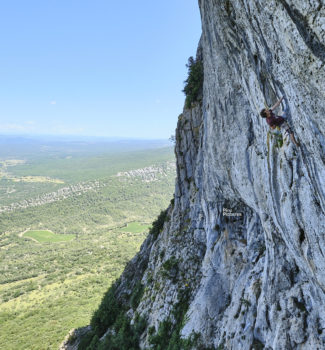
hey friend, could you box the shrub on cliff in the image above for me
[149,208,169,240]
[183,56,204,109]
[90,283,121,337]
[80,280,146,349]
[148,288,213,349]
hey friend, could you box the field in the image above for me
[119,222,150,233]
[23,230,75,243]
[0,136,175,350]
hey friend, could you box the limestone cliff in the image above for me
[61,0,325,349]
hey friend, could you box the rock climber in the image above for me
[260,97,300,147]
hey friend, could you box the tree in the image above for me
[183,56,204,109]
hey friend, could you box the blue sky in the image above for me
[0,1,201,139]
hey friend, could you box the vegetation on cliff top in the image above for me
[183,56,204,109]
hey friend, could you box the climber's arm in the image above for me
[270,96,284,111]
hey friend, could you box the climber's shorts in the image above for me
[280,114,292,135]
[281,120,292,135]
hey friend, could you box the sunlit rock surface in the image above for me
[62,1,325,349]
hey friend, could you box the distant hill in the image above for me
[0,134,172,158]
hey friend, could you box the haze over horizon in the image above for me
[0,1,201,139]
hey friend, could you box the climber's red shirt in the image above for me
[266,110,285,127]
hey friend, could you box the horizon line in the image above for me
[0,132,173,141]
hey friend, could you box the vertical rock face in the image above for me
[177,1,325,348]
[61,1,325,349]
[186,1,325,348]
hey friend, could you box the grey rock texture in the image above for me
[61,1,325,349]
[175,1,325,348]
[60,326,91,350]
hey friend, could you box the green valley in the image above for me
[0,136,175,350]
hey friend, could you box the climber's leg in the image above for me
[282,121,300,147]
[289,132,300,147]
